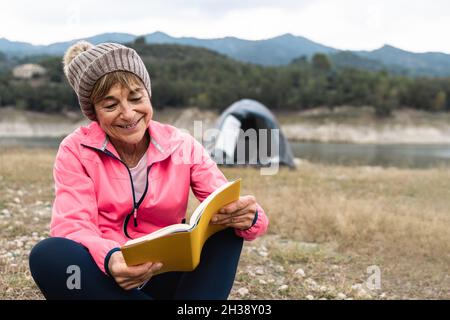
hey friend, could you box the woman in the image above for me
[29,41,269,300]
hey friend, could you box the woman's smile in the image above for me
[116,116,144,132]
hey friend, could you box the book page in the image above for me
[124,180,238,247]
[124,223,192,246]
[188,180,234,226]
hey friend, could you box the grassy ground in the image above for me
[0,148,449,299]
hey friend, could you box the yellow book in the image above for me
[121,179,241,275]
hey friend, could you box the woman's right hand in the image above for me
[108,251,163,290]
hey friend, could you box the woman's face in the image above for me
[94,83,153,146]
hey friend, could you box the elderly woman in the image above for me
[28,41,268,300]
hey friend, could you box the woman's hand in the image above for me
[108,251,163,290]
[211,195,257,230]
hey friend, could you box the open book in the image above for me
[121,179,241,275]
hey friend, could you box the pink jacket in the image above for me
[50,120,269,274]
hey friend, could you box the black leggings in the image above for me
[29,228,243,300]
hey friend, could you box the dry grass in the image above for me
[0,147,449,299]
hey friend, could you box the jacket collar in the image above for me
[80,120,185,165]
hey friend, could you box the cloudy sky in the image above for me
[1,0,449,53]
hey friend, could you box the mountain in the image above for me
[0,33,136,56]
[1,32,450,77]
[144,32,337,65]
[0,38,40,56]
[356,45,450,77]
[328,50,409,75]
[44,32,137,55]
[0,32,337,65]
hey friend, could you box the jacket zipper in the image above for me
[128,165,151,229]
[104,150,152,239]
[81,144,151,239]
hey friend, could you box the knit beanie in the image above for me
[63,41,151,121]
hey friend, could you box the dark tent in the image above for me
[207,99,295,168]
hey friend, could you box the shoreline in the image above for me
[1,106,450,144]
[281,123,450,144]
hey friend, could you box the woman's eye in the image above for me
[105,104,117,110]
[131,97,142,102]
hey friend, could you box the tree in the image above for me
[373,78,398,117]
[134,36,146,45]
[312,53,331,72]
[433,91,447,111]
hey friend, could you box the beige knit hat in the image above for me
[63,41,151,121]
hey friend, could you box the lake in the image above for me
[1,137,450,168]
[290,141,450,168]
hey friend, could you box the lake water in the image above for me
[1,137,450,168]
[290,141,450,168]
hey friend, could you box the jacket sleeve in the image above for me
[189,136,269,241]
[50,141,121,274]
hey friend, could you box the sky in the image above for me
[1,0,449,53]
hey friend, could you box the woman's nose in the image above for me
[120,102,135,121]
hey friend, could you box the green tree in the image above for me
[373,77,398,117]
[134,36,146,45]
[432,91,446,111]
[312,53,331,72]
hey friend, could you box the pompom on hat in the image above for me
[63,41,151,121]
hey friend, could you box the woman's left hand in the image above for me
[211,195,257,230]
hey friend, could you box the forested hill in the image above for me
[0,41,449,116]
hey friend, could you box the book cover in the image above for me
[120,179,241,275]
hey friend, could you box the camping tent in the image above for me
[207,99,295,168]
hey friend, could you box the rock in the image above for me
[275,265,285,272]
[237,288,249,296]
[278,285,288,291]
[306,295,314,300]
[351,284,363,291]
[351,284,372,299]
[255,267,264,275]
[357,290,372,299]
[294,268,305,277]
[258,246,269,257]
[259,279,267,285]
[337,292,347,300]
[258,250,268,257]
[305,278,319,291]
[331,265,340,270]
[13,197,20,204]
[319,285,328,292]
